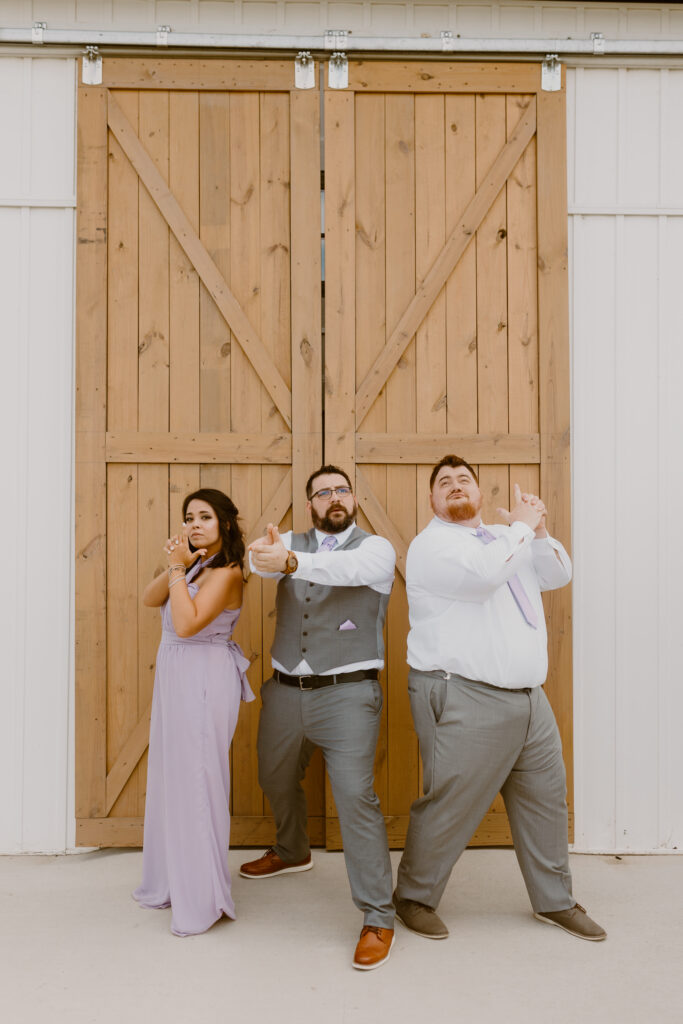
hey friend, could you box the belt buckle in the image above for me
[297,675,314,691]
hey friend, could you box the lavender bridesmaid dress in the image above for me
[133,558,254,936]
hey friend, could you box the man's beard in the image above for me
[444,496,482,523]
[311,503,357,534]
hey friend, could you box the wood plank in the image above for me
[136,89,171,819]
[325,811,573,850]
[355,92,389,810]
[105,700,152,814]
[106,465,138,817]
[107,93,292,429]
[357,433,540,463]
[384,93,418,819]
[445,95,478,437]
[102,59,297,91]
[476,93,510,525]
[229,91,265,820]
[348,62,541,95]
[76,816,327,848]
[290,88,323,527]
[107,90,139,434]
[356,468,408,581]
[355,101,536,425]
[537,78,573,830]
[75,85,108,820]
[324,90,356,471]
[106,432,292,463]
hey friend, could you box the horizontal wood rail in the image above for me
[356,433,541,464]
[105,432,292,463]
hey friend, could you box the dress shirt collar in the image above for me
[314,523,356,549]
[432,514,483,535]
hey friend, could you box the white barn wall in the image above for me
[2,3,683,853]
[569,67,683,852]
[0,57,76,853]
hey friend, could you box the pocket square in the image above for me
[338,619,357,631]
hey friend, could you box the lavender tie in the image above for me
[475,525,538,629]
[319,535,338,552]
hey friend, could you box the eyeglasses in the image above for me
[309,486,352,501]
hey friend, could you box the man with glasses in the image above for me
[240,465,397,970]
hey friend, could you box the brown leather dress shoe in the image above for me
[239,847,313,879]
[352,926,395,971]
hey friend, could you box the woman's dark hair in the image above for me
[182,489,246,576]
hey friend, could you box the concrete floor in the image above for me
[1,848,681,1024]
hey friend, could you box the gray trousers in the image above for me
[396,670,574,914]
[257,676,395,929]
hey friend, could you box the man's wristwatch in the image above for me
[282,550,298,575]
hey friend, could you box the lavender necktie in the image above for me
[475,525,538,629]
[319,535,338,552]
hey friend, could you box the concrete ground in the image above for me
[1,849,681,1024]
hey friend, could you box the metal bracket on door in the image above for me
[328,52,349,90]
[295,51,316,90]
[82,46,103,85]
[32,21,47,44]
[541,54,561,92]
[441,30,455,52]
[591,32,606,55]
[325,29,349,50]
[156,25,171,46]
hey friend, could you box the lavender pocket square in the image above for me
[339,619,357,631]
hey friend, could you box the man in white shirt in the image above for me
[240,465,397,970]
[393,455,606,943]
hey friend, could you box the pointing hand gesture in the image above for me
[249,522,289,573]
[497,484,547,536]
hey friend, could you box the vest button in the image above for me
[303,614,309,619]
[302,631,308,636]
[302,647,307,653]
[305,597,311,602]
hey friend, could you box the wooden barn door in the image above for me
[76,59,323,846]
[324,62,572,847]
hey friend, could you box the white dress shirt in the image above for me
[250,524,395,676]
[406,516,571,689]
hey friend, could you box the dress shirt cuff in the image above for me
[508,521,535,543]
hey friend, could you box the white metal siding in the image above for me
[2,11,683,853]
[569,67,683,852]
[0,58,76,853]
[2,0,683,39]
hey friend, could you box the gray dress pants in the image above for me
[396,670,574,914]
[257,675,395,929]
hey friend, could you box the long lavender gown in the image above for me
[133,559,254,936]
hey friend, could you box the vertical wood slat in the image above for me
[385,94,418,818]
[76,85,108,820]
[230,92,264,819]
[323,91,356,839]
[355,94,389,809]
[537,81,573,821]
[135,91,171,815]
[476,94,510,526]
[169,90,201,526]
[106,89,139,816]
[290,87,325,819]
[324,91,356,473]
[290,88,322,523]
[506,94,540,515]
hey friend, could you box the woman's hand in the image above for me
[164,525,207,568]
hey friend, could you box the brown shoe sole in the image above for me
[533,912,607,941]
[239,860,313,880]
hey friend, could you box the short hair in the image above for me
[429,455,479,490]
[305,464,353,499]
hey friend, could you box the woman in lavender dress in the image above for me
[133,489,254,936]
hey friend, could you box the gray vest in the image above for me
[271,527,390,673]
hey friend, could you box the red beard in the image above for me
[445,498,481,522]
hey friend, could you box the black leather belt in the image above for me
[273,668,379,690]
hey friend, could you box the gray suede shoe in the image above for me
[393,890,449,939]
[534,902,607,941]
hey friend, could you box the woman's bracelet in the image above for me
[168,576,186,589]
